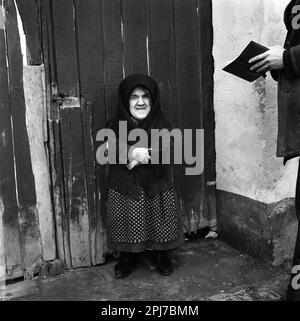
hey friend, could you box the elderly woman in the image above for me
[250,0,300,301]
[106,74,184,278]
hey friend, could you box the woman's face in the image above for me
[129,87,151,120]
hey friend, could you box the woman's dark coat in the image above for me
[106,74,174,199]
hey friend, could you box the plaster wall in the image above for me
[213,0,298,204]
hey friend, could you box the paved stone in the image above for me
[0,239,290,301]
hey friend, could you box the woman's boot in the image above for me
[114,252,134,278]
[155,250,173,276]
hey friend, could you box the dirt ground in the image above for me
[0,239,290,301]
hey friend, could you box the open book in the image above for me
[223,41,269,82]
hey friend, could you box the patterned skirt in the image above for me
[106,187,185,253]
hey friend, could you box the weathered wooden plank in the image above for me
[102,0,124,194]
[148,0,176,128]
[23,65,56,261]
[0,23,22,279]
[40,0,70,267]
[5,0,42,278]
[16,0,42,65]
[122,0,148,75]
[74,0,106,265]
[82,100,105,265]
[60,104,91,268]
[74,0,106,136]
[81,100,96,265]
[51,0,79,96]
[174,0,202,134]
[69,106,91,267]
[148,0,182,208]
[174,0,204,233]
[41,0,56,91]
[59,107,73,267]
[0,191,5,281]
[198,0,216,231]
[103,0,123,120]
[51,0,91,267]
[54,108,72,268]
[101,0,125,254]
[199,0,214,180]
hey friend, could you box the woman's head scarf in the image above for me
[284,0,298,30]
[109,74,171,134]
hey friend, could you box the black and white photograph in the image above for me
[0,0,300,311]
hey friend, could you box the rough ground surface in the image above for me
[0,239,291,301]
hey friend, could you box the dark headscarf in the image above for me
[106,74,173,196]
[284,0,297,30]
[108,73,170,134]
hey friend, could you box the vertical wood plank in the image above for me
[101,0,124,253]
[0,17,22,279]
[148,0,176,129]
[54,108,72,267]
[69,106,91,267]
[82,100,105,265]
[59,108,73,265]
[60,105,91,268]
[74,0,106,136]
[52,0,92,267]
[0,191,4,281]
[81,100,96,263]
[148,0,183,215]
[122,0,148,75]
[41,0,57,90]
[23,65,56,262]
[174,0,204,233]
[74,0,107,265]
[5,0,42,278]
[51,0,79,96]
[102,0,123,120]
[198,0,216,231]
[15,0,42,65]
[40,0,68,266]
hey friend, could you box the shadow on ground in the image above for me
[0,239,290,301]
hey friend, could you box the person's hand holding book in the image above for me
[249,46,285,73]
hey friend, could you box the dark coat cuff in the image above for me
[283,46,300,76]
[270,70,279,81]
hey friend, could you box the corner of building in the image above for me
[212,0,298,266]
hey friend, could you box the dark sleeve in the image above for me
[149,117,175,164]
[150,136,174,164]
[283,45,300,77]
[270,70,279,81]
[104,119,130,164]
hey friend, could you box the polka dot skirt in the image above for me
[106,187,184,252]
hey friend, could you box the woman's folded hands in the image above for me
[127,147,151,170]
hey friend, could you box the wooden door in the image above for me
[41,0,216,269]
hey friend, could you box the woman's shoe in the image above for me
[114,252,134,278]
[155,250,173,276]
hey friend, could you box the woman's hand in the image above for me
[127,147,151,170]
[127,160,140,170]
[249,46,285,73]
[129,147,151,162]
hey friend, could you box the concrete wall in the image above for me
[213,0,298,265]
